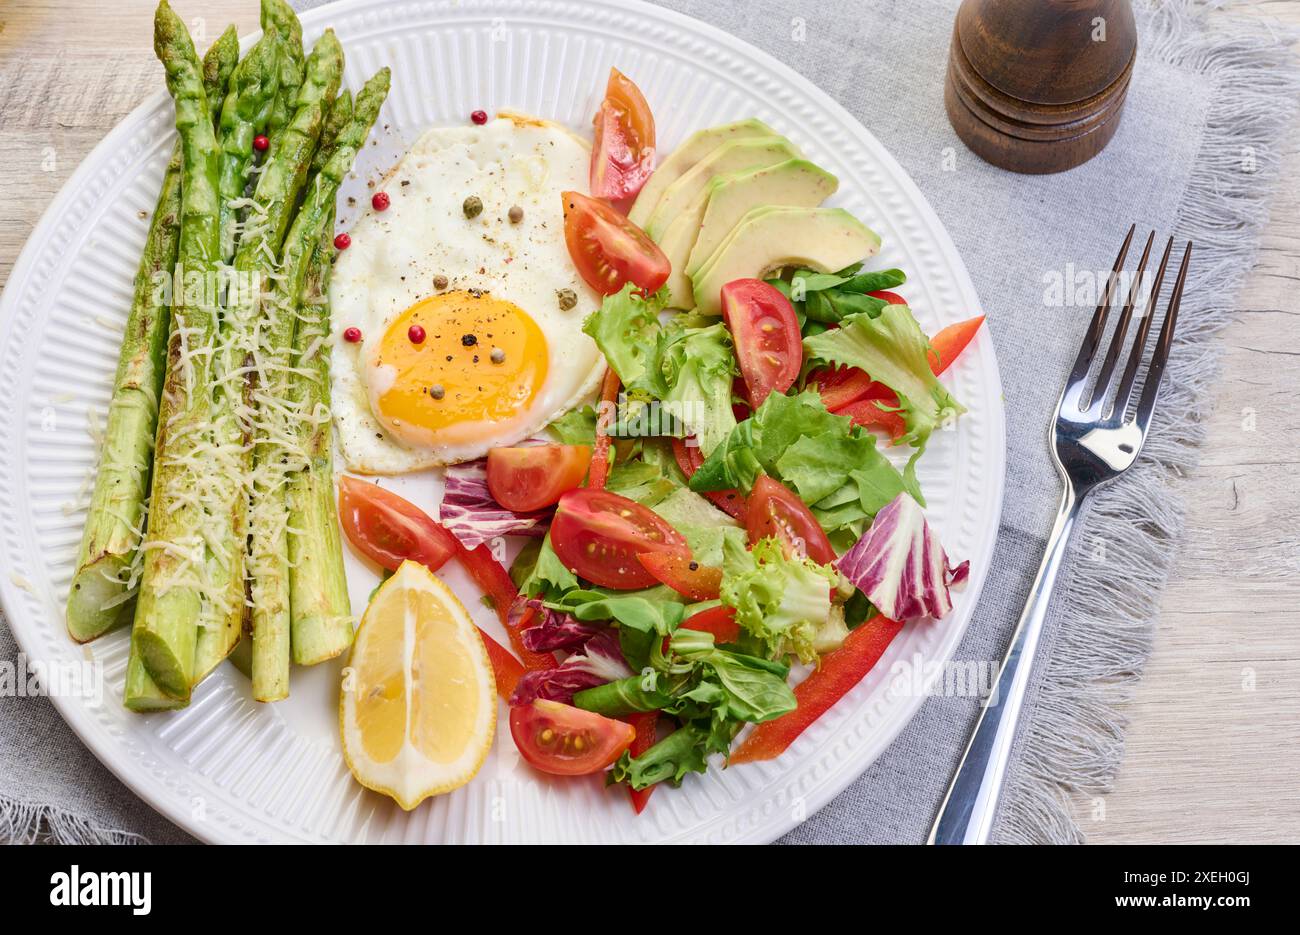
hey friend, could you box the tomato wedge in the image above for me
[510,700,635,776]
[624,712,659,813]
[721,279,801,409]
[337,475,457,573]
[730,616,904,764]
[680,604,740,644]
[590,68,655,204]
[486,444,592,512]
[671,436,745,519]
[551,488,688,589]
[562,191,669,296]
[745,474,836,565]
[588,367,622,490]
[636,551,722,601]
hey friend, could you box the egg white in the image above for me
[330,114,604,473]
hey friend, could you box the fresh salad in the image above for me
[335,68,982,811]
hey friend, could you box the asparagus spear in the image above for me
[261,0,305,141]
[215,33,282,262]
[286,209,352,665]
[68,26,237,648]
[282,88,355,665]
[190,33,286,685]
[126,1,227,702]
[233,32,345,702]
[249,68,389,699]
[202,25,241,98]
[311,89,352,177]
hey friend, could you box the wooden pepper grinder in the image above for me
[945,0,1137,174]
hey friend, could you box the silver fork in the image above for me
[927,226,1193,845]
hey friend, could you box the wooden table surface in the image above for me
[1,0,1297,844]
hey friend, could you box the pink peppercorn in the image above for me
[343,327,362,343]
[408,324,426,344]
[470,109,488,125]
[372,191,390,211]
[333,232,351,250]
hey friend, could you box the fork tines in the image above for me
[1063,224,1193,429]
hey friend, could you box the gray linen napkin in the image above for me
[2,0,1295,844]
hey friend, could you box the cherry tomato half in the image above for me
[510,700,635,776]
[337,475,457,572]
[590,68,655,203]
[636,551,722,601]
[486,444,592,512]
[550,488,688,589]
[721,279,801,408]
[562,191,670,296]
[745,474,836,565]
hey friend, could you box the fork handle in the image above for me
[927,485,1082,844]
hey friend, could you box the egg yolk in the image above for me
[373,291,548,443]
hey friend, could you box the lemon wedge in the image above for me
[340,560,496,810]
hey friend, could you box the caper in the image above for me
[508,205,524,224]
[557,288,577,311]
[433,274,448,290]
[463,195,483,219]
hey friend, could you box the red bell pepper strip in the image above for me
[454,540,556,672]
[624,712,659,814]
[927,314,985,374]
[729,616,904,764]
[835,394,908,441]
[866,289,907,306]
[479,629,527,700]
[588,368,622,490]
[680,604,740,644]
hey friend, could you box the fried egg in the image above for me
[330,114,604,472]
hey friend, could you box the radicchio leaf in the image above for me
[438,459,549,550]
[509,630,632,706]
[835,492,969,622]
[511,596,601,653]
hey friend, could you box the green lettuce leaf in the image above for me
[546,405,597,446]
[657,321,738,456]
[720,536,837,664]
[581,283,668,397]
[688,389,919,539]
[803,303,965,449]
[513,532,578,599]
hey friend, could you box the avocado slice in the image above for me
[658,158,839,309]
[628,118,778,229]
[657,211,705,309]
[644,136,801,241]
[686,159,839,278]
[690,206,881,316]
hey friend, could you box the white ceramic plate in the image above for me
[0,0,1004,843]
